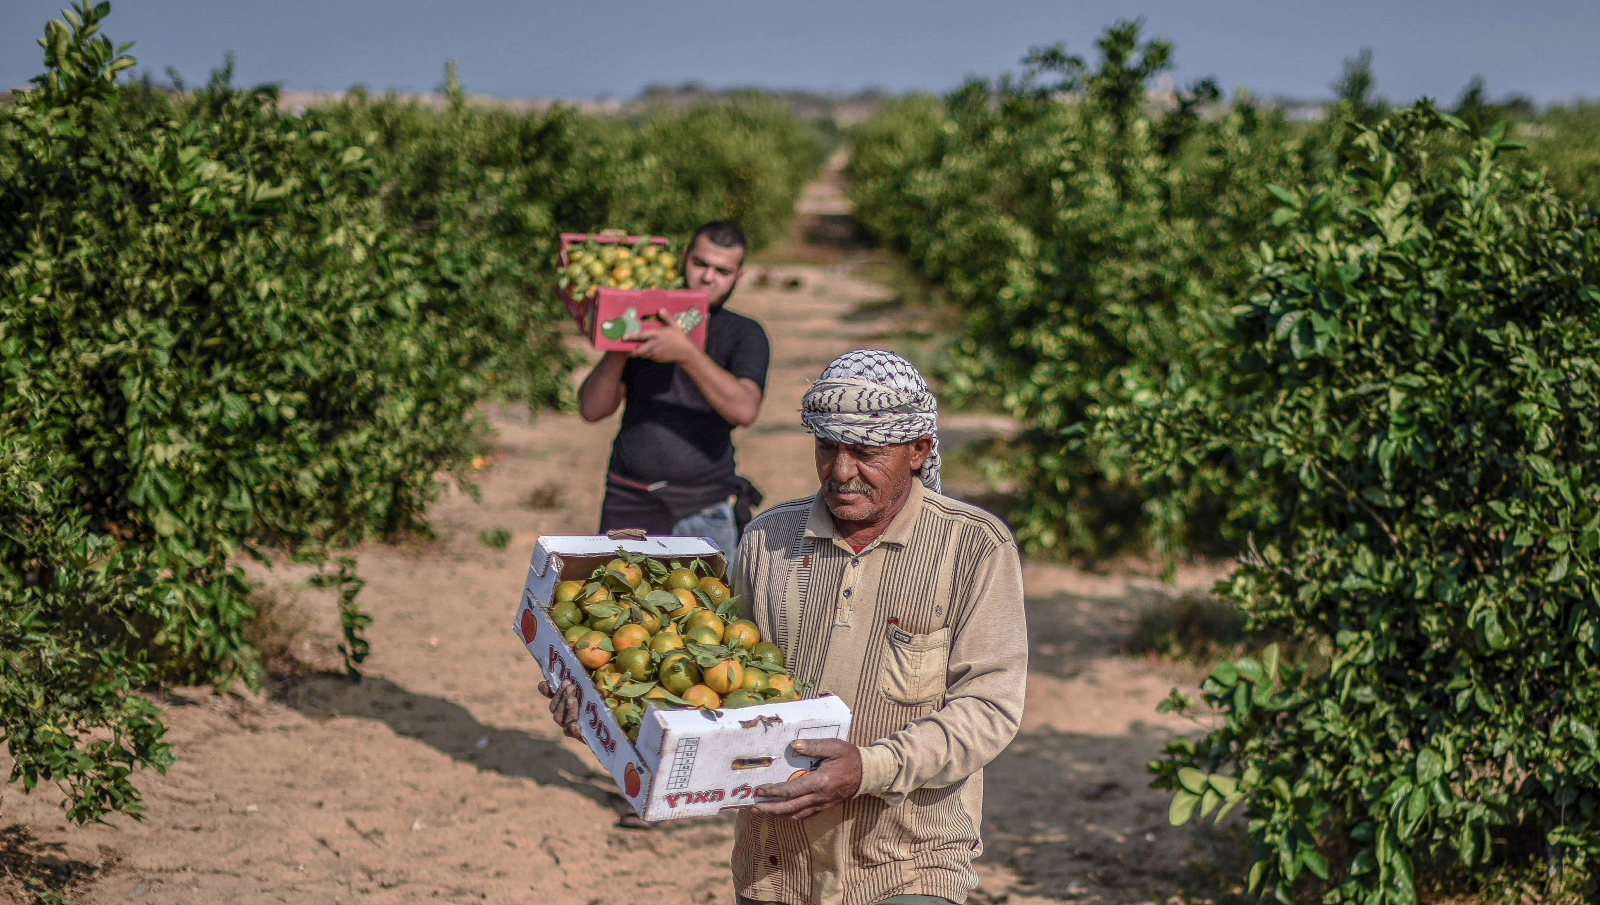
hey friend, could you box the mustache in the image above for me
[824,479,873,497]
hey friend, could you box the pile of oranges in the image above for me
[553,551,794,742]
[559,239,685,297]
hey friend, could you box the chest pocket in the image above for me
[880,624,951,706]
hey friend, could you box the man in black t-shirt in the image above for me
[577,221,770,567]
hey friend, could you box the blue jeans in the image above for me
[672,499,739,573]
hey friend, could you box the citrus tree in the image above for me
[1138,104,1600,903]
[848,22,1298,557]
[1,2,474,819]
[641,95,830,252]
[1,2,826,824]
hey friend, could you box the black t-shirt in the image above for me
[607,305,770,486]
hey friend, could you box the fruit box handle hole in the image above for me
[731,757,774,770]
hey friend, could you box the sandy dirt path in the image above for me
[1,169,1236,905]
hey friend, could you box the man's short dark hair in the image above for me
[689,221,747,255]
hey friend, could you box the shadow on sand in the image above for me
[274,673,615,810]
[981,727,1245,903]
[0,824,102,902]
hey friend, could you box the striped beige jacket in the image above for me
[731,481,1027,905]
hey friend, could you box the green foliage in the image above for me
[843,93,946,245]
[314,90,825,394]
[1,442,175,825]
[848,21,1298,557]
[1123,592,1253,664]
[308,557,370,679]
[1,3,821,824]
[1519,101,1600,211]
[478,527,512,550]
[1331,47,1388,126]
[640,96,830,251]
[1141,105,1600,904]
[1,2,461,820]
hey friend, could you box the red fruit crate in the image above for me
[558,232,710,352]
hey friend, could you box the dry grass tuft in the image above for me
[523,481,562,510]
[242,587,314,675]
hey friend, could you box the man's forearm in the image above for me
[856,688,1023,804]
[578,352,628,421]
[678,348,762,427]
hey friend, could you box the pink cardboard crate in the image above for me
[558,233,709,352]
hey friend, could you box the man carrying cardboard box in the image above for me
[547,349,1027,905]
[577,221,769,567]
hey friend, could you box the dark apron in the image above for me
[599,472,764,535]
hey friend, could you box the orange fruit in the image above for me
[751,642,785,668]
[724,619,760,651]
[666,588,697,617]
[606,558,643,587]
[697,577,731,603]
[682,685,721,709]
[554,580,585,603]
[584,585,612,604]
[722,689,763,708]
[586,609,624,634]
[633,607,662,635]
[739,669,769,694]
[765,674,795,696]
[665,568,698,591]
[550,600,583,631]
[685,610,725,640]
[661,668,698,696]
[659,652,701,694]
[593,663,623,687]
[704,659,744,695]
[612,624,650,651]
[649,631,685,654]
[574,630,612,669]
[615,646,654,682]
[563,624,587,645]
[684,624,723,646]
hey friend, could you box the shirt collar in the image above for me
[803,479,926,549]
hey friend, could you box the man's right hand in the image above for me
[536,677,583,740]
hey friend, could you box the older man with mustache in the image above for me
[732,349,1029,905]
[540,350,1026,905]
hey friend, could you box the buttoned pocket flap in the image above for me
[881,625,951,706]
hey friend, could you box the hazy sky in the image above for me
[3,1,1596,105]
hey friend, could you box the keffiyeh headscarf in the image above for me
[800,349,941,494]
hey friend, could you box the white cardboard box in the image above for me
[513,535,852,821]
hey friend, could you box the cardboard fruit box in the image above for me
[513,535,853,821]
[557,233,710,353]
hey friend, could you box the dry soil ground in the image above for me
[0,168,1240,905]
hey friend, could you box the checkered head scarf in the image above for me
[800,349,941,494]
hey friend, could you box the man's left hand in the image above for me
[624,307,697,364]
[751,739,862,820]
